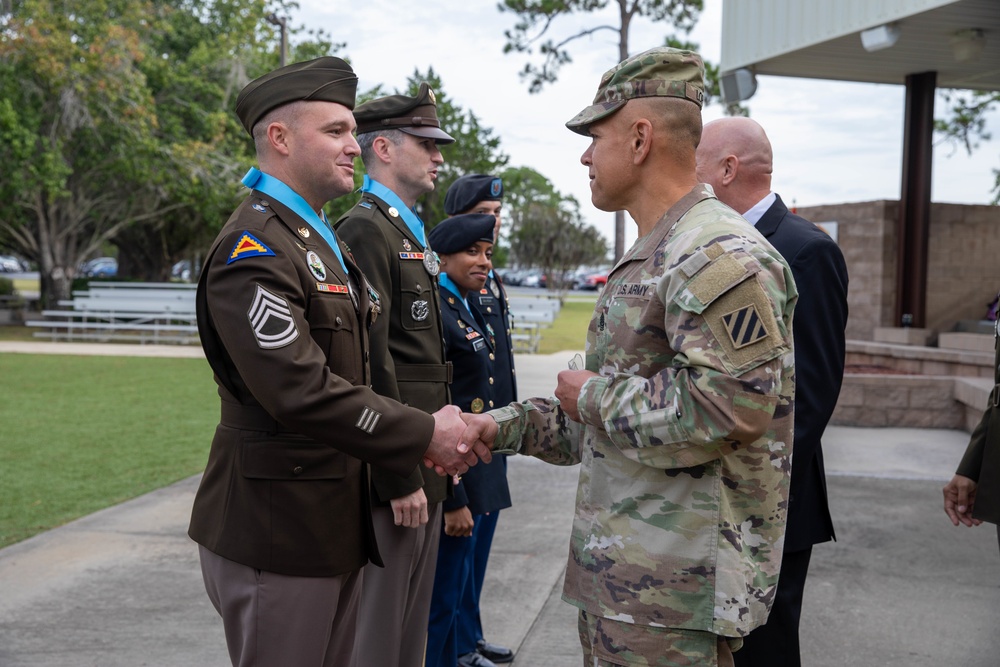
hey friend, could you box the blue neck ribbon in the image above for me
[241,168,348,274]
[361,175,428,247]
[439,274,475,321]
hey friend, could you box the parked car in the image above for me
[520,269,546,288]
[171,260,192,281]
[80,257,118,278]
[0,255,22,272]
[576,268,609,291]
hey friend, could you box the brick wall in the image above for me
[796,200,1000,340]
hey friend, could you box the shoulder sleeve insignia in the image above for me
[704,278,786,372]
[248,284,298,349]
[227,232,275,264]
[722,304,768,349]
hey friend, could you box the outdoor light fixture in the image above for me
[951,28,985,63]
[861,23,900,52]
[720,68,758,105]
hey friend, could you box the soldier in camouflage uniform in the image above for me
[458,47,797,667]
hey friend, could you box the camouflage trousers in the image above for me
[578,610,741,667]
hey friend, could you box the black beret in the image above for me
[428,214,496,255]
[235,57,358,135]
[354,82,455,144]
[444,174,503,215]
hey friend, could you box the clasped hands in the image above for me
[424,369,597,476]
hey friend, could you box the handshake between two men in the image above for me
[422,368,598,477]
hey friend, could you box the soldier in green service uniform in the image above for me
[457,46,797,667]
[335,83,456,667]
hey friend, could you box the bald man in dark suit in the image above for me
[697,116,849,667]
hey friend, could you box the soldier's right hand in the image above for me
[424,405,492,476]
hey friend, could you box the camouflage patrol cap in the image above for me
[235,57,358,135]
[566,46,705,136]
[354,82,455,144]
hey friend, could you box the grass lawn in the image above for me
[537,296,597,354]
[0,291,597,549]
[0,354,217,548]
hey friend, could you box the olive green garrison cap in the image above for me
[235,56,358,135]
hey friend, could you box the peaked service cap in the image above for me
[354,82,455,144]
[565,46,705,136]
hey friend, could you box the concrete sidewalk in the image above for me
[1,344,998,666]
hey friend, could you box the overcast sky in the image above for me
[292,0,999,249]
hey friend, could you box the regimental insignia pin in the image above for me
[428,88,436,105]
[411,300,430,322]
[722,305,768,349]
[252,203,267,213]
[402,238,412,251]
[298,226,310,238]
[448,297,455,305]
[388,207,400,218]
[490,281,500,298]
[306,251,326,282]
[457,319,465,328]
[471,398,484,414]
[227,232,275,264]
[423,248,440,276]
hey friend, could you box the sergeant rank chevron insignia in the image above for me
[722,304,768,349]
[248,284,299,349]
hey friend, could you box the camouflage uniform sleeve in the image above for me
[487,399,583,466]
[577,241,796,469]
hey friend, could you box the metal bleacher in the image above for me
[25,282,198,344]
[507,295,561,353]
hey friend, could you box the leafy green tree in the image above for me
[935,90,999,204]
[503,166,608,291]
[498,0,704,262]
[0,0,164,305]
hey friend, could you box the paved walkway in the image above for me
[1,342,998,666]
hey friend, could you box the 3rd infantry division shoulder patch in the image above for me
[722,304,768,349]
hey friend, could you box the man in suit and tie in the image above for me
[696,116,849,667]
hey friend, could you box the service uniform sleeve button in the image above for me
[489,353,495,360]
[292,465,304,476]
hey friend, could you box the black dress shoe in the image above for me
[477,639,514,664]
[458,651,497,667]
